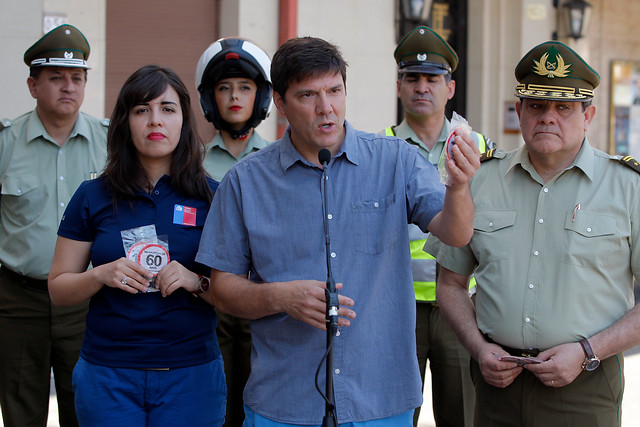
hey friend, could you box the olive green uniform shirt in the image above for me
[0,110,107,279]
[430,141,640,350]
[386,118,448,164]
[203,131,268,182]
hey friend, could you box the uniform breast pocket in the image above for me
[1,174,44,226]
[352,194,398,255]
[562,211,618,267]
[472,210,517,261]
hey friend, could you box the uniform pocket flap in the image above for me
[564,211,616,237]
[1,174,39,196]
[474,210,517,232]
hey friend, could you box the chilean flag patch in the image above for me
[173,204,197,226]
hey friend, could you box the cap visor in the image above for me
[399,64,449,75]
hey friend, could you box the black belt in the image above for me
[0,266,48,292]
[485,334,540,357]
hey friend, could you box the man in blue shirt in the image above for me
[196,36,479,426]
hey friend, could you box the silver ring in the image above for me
[551,380,555,386]
[121,276,128,285]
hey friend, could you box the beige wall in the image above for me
[296,0,398,135]
[0,0,45,120]
[586,0,640,154]
[219,0,280,141]
[219,0,398,141]
[2,0,639,154]
[467,0,639,155]
[0,0,106,121]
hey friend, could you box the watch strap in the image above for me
[579,338,595,358]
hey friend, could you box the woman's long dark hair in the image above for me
[103,65,212,203]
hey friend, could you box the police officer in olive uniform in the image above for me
[382,26,492,427]
[0,24,107,427]
[431,41,640,427]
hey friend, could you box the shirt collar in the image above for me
[206,131,268,156]
[507,138,595,181]
[26,110,91,145]
[394,118,450,154]
[278,120,358,172]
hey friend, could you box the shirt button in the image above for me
[154,190,160,195]
[586,227,592,232]
[331,252,336,258]
[16,189,21,194]
[373,202,379,208]
[334,369,341,375]
[336,330,341,337]
[59,202,65,207]
[529,283,534,289]
[488,222,494,227]
[543,188,549,193]
[533,251,539,256]
[327,214,333,220]
[538,218,544,224]
[525,317,531,323]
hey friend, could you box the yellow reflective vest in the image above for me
[385,125,491,301]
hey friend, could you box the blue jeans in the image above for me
[73,356,226,427]
[243,405,413,427]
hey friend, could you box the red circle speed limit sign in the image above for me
[136,243,170,275]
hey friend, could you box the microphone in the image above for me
[318,149,338,334]
[318,148,339,427]
[318,148,331,166]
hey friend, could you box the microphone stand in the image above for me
[319,149,339,427]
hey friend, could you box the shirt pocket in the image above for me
[1,173,44,226]
[562,211,617,267]
[352,193,398,255]
[472,210,517,261]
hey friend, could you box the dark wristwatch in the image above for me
[579,338,600,371]
[195,275,210,294]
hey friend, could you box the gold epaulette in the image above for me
[480,148,497,162]
[618,155,640,174]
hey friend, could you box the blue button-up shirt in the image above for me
[196,121,445,424]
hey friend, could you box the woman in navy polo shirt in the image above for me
[48,65,225,426]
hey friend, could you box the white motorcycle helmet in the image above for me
[195,37,272,139]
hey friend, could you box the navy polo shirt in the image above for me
[58,175,220,369]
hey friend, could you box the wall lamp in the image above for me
[400,0,434,22]
[554,0,593,40]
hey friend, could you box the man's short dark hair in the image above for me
[271,36,348,100]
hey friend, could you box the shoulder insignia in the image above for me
[101,118,110,127]
[480,148,506,163]
[0,118,11,131]
[480,148,496,162]
[618,155,640,174]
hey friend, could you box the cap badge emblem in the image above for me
[417,53,427,61]
[533,48,571,79]
[64,51,73,59]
